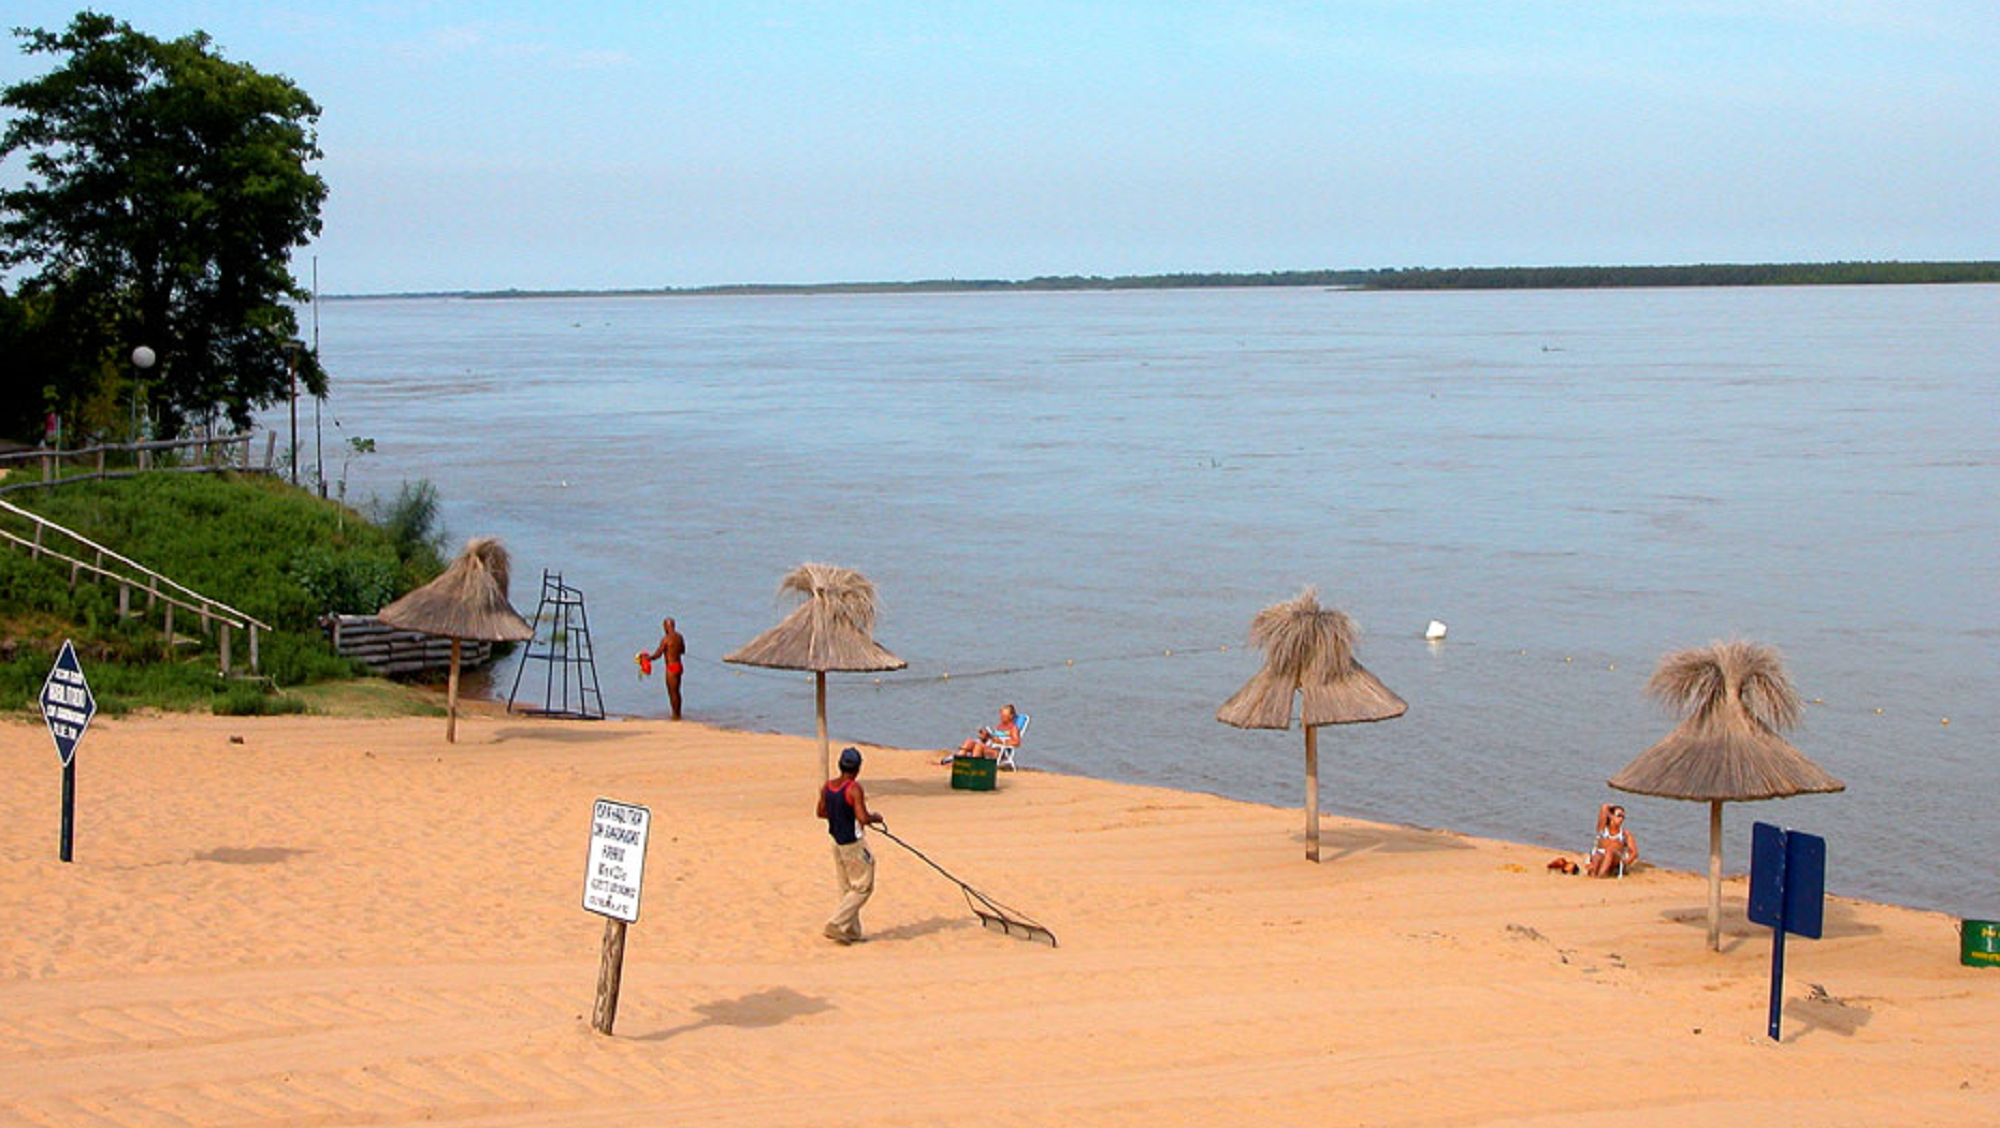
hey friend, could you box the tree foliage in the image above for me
[1,11,327,440]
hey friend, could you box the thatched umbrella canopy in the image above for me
[378,537,533,743]
[725,563,905,779]
[1217,587,1406,862]
[1610,640,1843,951]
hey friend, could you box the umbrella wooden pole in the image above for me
[1304,726,1321,863]
[1707,799,1723,952]
[446,640,461,744]
[815,671,829,780]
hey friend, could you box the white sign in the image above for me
[582,798,651,923]
[41,639,96,768]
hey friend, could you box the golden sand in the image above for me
[2,711,1992,1126]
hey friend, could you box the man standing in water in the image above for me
[642,617,686,719]
[817,746,885,943]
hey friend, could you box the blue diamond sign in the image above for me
[41,639,96,768]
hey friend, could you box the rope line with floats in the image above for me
[663,640,1942,722]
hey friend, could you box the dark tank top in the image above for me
[824,779,859,844]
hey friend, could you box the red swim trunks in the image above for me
[665,662,684,676]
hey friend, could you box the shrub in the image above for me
[256,630,366,687]
[212,685,308,716]
[289,547,399,617]
[369,479,448,579]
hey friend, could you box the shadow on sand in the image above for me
[192,846,313,865]
[634,987,833,1043]
[861,775,1006,798]
[1310,823,1476,862]
[1661,898,1882,953]
[1782,985,1876,1041]
[868,915,977,942]
[490,725,627,744]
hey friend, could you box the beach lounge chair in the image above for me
[996,713,1029,771]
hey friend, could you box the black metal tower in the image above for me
[506,569,604,719]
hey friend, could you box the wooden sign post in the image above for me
[40,640,97,863]
[581,799,651,1035]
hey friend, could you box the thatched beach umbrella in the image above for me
[1610,640,1844,951]
[378,537,533,743]
[1217,587,1406,862]
[725,563,905,779]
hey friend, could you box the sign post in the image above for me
[1748,821,1826,1042]
[581,798,651,1035]
[39,640,97,863]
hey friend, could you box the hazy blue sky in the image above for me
[4,2,1996,292]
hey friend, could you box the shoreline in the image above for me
[3,710,1991,1125]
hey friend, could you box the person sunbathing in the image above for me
[942,704,1022,763]
[1586,803,1639,877]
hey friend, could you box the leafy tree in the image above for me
[1,10,327,440]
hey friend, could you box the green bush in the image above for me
[212,685,308,716]
[256,631,365,687]
[288,546,399,617]
[369,479,448,580]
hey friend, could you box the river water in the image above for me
[302,284,1997,916]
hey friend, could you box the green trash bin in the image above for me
[1961,919,2000,968]
[951,755,997,791]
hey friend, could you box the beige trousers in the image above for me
[827,839,875,939]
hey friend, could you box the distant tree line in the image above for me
[1357,261,2000,290]
[432,261,2000,303]
[449,270,1379,300]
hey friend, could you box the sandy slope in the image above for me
[1,712,1991,1127]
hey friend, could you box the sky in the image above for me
[3,1,1997,293]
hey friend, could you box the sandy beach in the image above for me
[2,708,1991,1127]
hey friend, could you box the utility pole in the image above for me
[313,256,325,497]
[287,340,299,486]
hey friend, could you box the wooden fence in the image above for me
[322,614,491,677]
[0,496,269,675]
[0,432,276,495]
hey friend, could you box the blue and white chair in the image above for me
[996,713,1030,771]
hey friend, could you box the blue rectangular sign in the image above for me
[1748,821,1826,939]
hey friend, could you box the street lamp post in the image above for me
[131,346,156,466]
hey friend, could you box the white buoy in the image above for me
[1424,620,1448,641]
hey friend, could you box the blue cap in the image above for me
[838,746,863,772]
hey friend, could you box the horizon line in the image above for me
[319,258,2000,301]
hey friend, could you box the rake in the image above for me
[874,825,1058,947]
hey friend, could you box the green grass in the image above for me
[212,684,310,716]
[0,472,447,714]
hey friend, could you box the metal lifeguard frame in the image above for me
[506,569,605,719]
